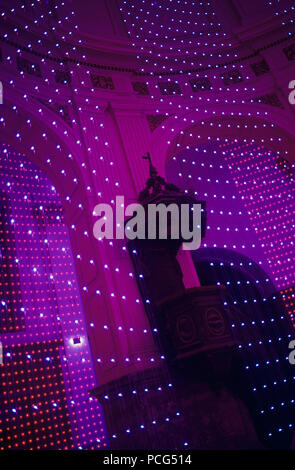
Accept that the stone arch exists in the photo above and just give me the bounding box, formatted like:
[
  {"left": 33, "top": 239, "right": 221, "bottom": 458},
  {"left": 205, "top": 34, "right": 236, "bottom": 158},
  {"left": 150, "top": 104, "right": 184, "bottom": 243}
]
[
  {"left": 0, "top": 97, "right": 113, "bottom": 381},
  {"left": 0, "top": 141, "right": 105, "bottom": 447}
]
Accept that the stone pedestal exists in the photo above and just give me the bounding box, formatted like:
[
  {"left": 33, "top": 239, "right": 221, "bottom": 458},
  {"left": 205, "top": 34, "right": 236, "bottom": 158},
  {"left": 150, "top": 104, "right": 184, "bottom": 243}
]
[
  {"left": 91, "top": 159, "right": 261, "bottom": 449},
  {"left": 156, "top": 286, "right": 235, "bottom": 366},
  {"left": 90, "top": 284, "right": 262, "bottom": 449}
]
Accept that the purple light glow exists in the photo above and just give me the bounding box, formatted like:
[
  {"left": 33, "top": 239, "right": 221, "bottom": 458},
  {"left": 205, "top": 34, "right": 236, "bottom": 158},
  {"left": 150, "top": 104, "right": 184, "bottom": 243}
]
[{"left": 0, "top": 143, "right": 106, "bottom": 449}]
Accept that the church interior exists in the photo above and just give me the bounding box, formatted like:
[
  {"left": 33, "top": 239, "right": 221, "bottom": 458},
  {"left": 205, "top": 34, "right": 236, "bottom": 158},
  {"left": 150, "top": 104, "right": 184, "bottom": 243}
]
[{"left": 0, "top": 0, "right": 295, "bottom": 451}]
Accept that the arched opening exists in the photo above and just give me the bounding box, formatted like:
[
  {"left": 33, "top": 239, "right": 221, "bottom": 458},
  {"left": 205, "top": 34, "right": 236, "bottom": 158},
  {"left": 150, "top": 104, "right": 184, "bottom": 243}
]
[{"left": 193, "top": 248, "right": 294, "bottom": 448}]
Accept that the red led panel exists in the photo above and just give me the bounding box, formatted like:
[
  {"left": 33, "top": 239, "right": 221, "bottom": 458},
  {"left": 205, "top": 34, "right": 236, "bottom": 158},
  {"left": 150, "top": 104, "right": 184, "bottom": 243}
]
[{"left": 0, "top": 340, "right": 74, "bottom": 450}]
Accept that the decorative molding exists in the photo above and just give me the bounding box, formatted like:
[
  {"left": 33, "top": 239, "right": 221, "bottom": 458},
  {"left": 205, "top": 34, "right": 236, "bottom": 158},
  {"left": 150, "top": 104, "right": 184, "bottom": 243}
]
[
  {"left": 146, "top": 114, "right": 170, "bottom": 131},
  {"left": 39, "top": 99, "right": 73, "bottom": 126},
  {"left": 250, "top": 59, "right": 270, "bottom": 77},
  {"left": 283, "top": 43, "right": 295, "bottom": 61}
]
